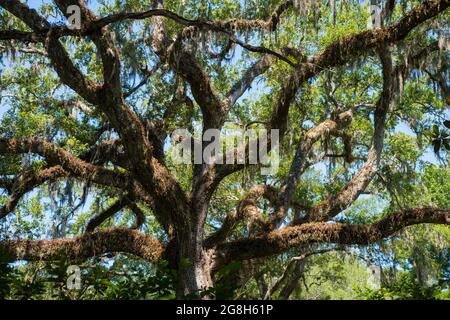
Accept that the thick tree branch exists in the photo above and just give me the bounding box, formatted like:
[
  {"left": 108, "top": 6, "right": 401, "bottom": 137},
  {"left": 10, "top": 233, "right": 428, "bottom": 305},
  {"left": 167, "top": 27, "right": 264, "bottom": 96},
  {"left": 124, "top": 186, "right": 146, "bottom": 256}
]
[
  {"left": 269, "top": 107, "right": 358, "bottom": 227},
  {"left": 270, "top": 0, "right": 449, "bottom": 137},
  {"left": 0, "top": 228, "right": 164, "bottom": 263},
  {"left": 0, "top": 138, "right": 152, "bottom": 205},
  {"left": 225, "top": 55, "right": 274, "bottom": 109},
  {"left": 298, "top": 43, "right": 440, "bottom": 224},
  {"left": 85, "top": 198, "right": 129, "bottom": 232},
  {"left": 205, "top": 184, "right": 277, "bottom": 247},
  {"left": 0, "top": 0, "right": 101, "bottom": 105},
  {"left": 94, "top": 0, "right": 294, "bottom": 33},
  {"left": 85, "top": 197, "right": 146, "bottom": 232},
  {"left": 0, "top": 166, "right": 68, "bottom": 219},
  {"left": 0, "top": 1, "right": 294, "bottom": 38},
  {"left": 264, "top": 247, "right": 344, "bottom": 300},
  {"left": 215, "top": 207, "right": 449, "bottom": 265}
]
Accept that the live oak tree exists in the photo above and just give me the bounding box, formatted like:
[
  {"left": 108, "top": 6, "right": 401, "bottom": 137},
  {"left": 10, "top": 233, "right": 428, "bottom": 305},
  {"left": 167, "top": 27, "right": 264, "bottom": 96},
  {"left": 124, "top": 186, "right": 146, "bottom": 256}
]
[{"left": 0, "top": 0, "right": 449, "bottom": 299}]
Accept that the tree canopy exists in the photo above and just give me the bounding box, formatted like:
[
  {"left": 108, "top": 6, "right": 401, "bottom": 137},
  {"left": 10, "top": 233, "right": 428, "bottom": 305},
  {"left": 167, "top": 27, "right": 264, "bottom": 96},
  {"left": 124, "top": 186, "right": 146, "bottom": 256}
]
[{"left": 0, "top": 0, "right": 449, "bottom": 300}]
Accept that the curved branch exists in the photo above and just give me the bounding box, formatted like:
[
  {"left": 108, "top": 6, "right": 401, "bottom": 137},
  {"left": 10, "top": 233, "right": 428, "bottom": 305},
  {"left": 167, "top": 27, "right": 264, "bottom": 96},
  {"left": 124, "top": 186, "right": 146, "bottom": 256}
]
[
  {"left": 225, "top": 55, "right": 275, "bottom": 109},
  {"left": 0, "top": 0, "right": 101, "bottom": 105},
  {"left": 0, "top": 138, "right": 153, "bottom": 206},
  {"left": 205, "top": 184, "right": 279, "bottom": 247},
  {"left": 0, "top": 228, "right": 164, "bottom": 263},
  {"left": 299, "top": 42, "right": 441, "bottom": 224},
  {"left": 53, "top": 0, "right": 123, "bottom": 100},
  {"left": 215, "top": 207, "right": 450, "bottom": 265},
  {"left": 270, "top": 0, "right": 449, "bottom": 137},
  {"left": 269, "top": 107, "right": 357, "bottom": 227},
  {"left": 85, "top": 198, "right": 129, "bottom": 232},
  {"left": 85, "top": 198, "right": 146, "bottom": 232},
  {"left": 94, "top": 1, "right": 294, "bottom": 33},
  {"left": 0, "top": 166, "right": 68, "bottom": 219},
  {"left": 213, "top": 0, "right": 449, "bottom": 185},
  {"left": 264, "top": 247, "right": 344, "bottom": 300},
  {"left": 0, "top": 0, "right": 293, "bottom": 38}
]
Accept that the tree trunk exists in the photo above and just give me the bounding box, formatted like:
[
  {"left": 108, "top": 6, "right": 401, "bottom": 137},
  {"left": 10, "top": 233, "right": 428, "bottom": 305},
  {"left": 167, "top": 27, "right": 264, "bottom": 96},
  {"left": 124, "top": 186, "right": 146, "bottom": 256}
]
[
  {"left": 177, "top": 235, "right": 213, "bottom": 299},
  {"left": 279, "top": 258, "right": 306, "bottom": 299},
  {"left": 176, "top": 200, "right": 213, "bottom": 299}
]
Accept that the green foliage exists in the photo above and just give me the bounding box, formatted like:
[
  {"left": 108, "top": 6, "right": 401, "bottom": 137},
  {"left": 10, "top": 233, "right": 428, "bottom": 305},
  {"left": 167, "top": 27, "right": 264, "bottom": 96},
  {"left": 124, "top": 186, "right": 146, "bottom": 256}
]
[
  {"left": 0, "top": 258, "right": 179, "bottom": 300},
  {"left": 423, "top": 121, "right": 450, "bottom": 155},
  {"left": 358, "top": 273, "right": 450, "bottom": 300}
]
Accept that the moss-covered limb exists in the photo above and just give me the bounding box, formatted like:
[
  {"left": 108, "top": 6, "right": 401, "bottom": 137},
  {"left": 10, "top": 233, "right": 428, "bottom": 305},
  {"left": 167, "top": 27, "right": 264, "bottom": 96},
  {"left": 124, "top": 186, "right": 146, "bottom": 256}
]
[
  {"left": 0, "top": 228, "right": 165, "bottom": 263},
  {"left": 0, "top": 138, "right": 122, "bottom": 188},
  {"left": 225, "top": 55, "right": 275, "bottom": 109},
  {"left": 204, "top": 184, "right": 282, "bottom": 248},
  {"left": 215, "top": 208, "right": 450, "bottom": 266},
  {"left": 92, "top": 0, "right": 294, "bottom": 33},
  {"left": 0, "top": 166, "right": 68, "bottom": 220},
  {"left": 271, "top": 0, "right": 449, "bottom": 137},
  {"left": 215, "top": 0, "right": 450, "bottom": 184},
  {"left": 269, "top": 108, "right": 357, "bottom": 228},
  {"left": 0, "top": 0, "right": 101, "bottom": 105},
  {"left": 0, "top": 138, "right": 153, "bottom": 208},
  {"left": 0, "top": 0, "right": 293, "bottom": 37},
  {"left": 300, "top": 43, "right": 442, "bottom": 224}
]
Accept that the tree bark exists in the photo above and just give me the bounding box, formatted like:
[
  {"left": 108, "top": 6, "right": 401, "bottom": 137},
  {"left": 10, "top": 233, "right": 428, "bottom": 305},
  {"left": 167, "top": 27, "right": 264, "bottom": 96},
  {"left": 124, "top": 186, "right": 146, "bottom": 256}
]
[{"left": 176, "top": 226, "right": 214, "bottom": 299}]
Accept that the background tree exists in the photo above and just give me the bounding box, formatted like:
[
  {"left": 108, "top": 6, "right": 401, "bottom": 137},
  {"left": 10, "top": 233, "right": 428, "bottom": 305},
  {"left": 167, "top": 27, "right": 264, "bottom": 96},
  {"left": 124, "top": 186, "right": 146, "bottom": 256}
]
[{"left": 0, "top": 0, "right": 449, "bottom": 299}]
